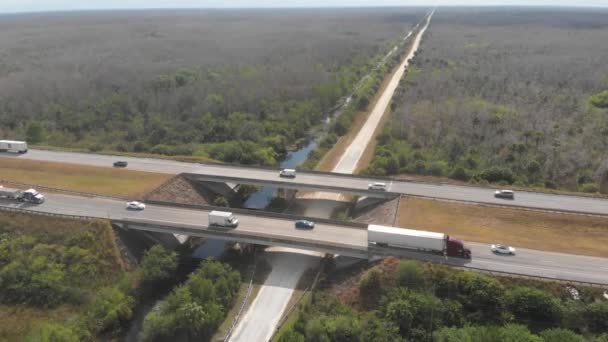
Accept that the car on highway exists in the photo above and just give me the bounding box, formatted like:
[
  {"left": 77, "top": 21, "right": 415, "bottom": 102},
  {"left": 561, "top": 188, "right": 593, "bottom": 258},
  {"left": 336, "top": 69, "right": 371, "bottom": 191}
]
[
  {"left": 126, "top": 201, "right": 146, "bottom": 210},
  {"left": 368, "top": 182, "right": 387, "bottom": 191},
  {"left": 491, "top": 244, "right": 516, "bottom": 255},
  {"left": 114, "top": 161, "right": 128, "bottom": 168},
  {"left": 494, "top": 189, "right": 514, "bottom": 199},
  {"left": 295, "top": 219, "right": 315, "bottom": 229},
  {"left": 279, "top": 168, "right": 296, "bottom": 178}
]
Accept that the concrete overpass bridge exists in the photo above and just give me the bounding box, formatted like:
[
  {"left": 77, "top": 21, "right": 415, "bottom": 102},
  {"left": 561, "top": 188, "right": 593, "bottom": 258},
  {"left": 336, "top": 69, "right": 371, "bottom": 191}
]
[
  {"left": 1, "top": 192, "right": 608, "bottom": 285},
  {"left": 7, "top": 149, "right": 608, "bottom": 216}
]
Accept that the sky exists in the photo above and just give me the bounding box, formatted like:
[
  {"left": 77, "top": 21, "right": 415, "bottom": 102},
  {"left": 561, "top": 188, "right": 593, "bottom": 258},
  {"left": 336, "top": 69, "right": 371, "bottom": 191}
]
[{"left": 1, "top": 0, "right": 607, "bottom": 13}]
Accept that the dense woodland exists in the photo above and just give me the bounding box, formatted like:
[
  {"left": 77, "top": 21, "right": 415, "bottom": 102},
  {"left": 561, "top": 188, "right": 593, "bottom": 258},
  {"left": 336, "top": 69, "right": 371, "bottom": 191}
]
[
  {"left": 0, "top": 9, "right": 425, "bottom": 164},
  {"left": 277, "top": 259, "right": 608, "bottom": 342},
  {"left": 0, "top": 212, "right": 243, "bottom": 341},
  {"left": 366, "top": 9, "right": 608, "bottom": 191}
]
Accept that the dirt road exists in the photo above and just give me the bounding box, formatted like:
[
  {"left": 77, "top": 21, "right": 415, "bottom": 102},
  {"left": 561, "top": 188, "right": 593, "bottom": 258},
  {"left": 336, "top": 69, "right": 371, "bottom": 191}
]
[{"left": 229, "top": 11, "right": 434, "bottom": 342}]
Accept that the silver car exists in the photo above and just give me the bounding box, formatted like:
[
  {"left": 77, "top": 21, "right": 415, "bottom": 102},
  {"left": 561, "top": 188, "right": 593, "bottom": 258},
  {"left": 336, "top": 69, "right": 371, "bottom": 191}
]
[
  {"left": 126, "top": 201, "right": 146, "bottom": 210},
  {"left": 491, "top": 244, "right": 516, "bottom": 255}
]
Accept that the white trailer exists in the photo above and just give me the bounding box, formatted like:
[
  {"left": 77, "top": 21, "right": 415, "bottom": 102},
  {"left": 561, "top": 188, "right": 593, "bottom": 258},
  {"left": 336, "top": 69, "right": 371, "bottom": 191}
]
[
  {"left": 0, "top": 186, "right": 45, "bottom": 204},
  {"left": 369, "top": 225, "right": 445, "bottom": 251},
  {"left": 0, "top": 140, "right": 28, "bottom": 153},
  {"left": 368, "top": 224, "right": 471, "bottom": 258},
  {"left": 209, "top": 211, "right": 239, "bottom": 228}
]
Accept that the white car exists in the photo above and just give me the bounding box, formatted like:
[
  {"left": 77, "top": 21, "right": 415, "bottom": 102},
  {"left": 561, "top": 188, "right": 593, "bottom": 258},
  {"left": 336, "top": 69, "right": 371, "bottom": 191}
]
[
  {"left": 491, "top": 244, "right": 516, "bottom": 255},
  {"left": 126, "top": 201, "right": 146, "bottom": 210},
  {"left": 368, "top": 182, "right": 387, "bottom": 191}
]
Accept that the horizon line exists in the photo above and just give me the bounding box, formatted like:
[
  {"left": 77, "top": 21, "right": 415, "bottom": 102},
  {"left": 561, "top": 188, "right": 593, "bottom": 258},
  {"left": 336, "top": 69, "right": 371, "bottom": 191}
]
[{"left": 1, "top": 4, "right": 607, "bottom": 15}]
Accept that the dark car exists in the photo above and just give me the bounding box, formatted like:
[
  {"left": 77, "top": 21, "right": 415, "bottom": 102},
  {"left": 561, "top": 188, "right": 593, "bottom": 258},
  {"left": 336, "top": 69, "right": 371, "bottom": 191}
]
[
  {"left": 295, "top": 220, "right": 315, "bottom": 229},
  {"left": 113, "top": 161, "right": 128, "bottom": 168},
  {"left": 494, "top": 190, "right": 514, "bottom": 199}
]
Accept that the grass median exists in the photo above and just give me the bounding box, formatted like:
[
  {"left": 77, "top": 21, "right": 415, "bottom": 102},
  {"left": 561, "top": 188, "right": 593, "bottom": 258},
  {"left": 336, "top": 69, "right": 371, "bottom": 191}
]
[
  {"left": 398, "top": 196, "right": 608, "bottom": 258},
  {"left": 0, "top": 158, "right": 170, "bottom": 198}
]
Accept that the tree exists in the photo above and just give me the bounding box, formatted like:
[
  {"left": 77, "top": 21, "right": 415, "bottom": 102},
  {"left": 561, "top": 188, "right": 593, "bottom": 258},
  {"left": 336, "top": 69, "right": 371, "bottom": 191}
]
[
  {"left": 213, "top": 196, "right": 229, "bottom": 207},
  {"left": 26, "top": 121, "right": 45, "bottom": 144},
  {"left": 505, "top": 287, "right": 562, "bottom": 329},
  {"left": 88, "top": 286, "right": 135, "bottom": 334},
  {"left": 138, "top": 245, "right": 178, "bottom": 286},
  {"left": 396, "top": 260, "right": 425, "bottom": 289},
  {"left": 540, "top": 328, "right": 586, "bottom": 342},
  {"left": 590, "top": 90, "right": 608, "bottom": 108},
  {"left": 584, "top": 302, "right": 608, "bottom": 334},
  {"left": 361, "top": 317, "right": 403, "bottom": 342},
  {"left": 278, "top": 330, "right": 305, "bottom": 342},
  {"left": 359, "top": 269, "right": 383, "bottom": 309},
  {"left": 25, "top": 322, "right": 79, "bottom": 342}
]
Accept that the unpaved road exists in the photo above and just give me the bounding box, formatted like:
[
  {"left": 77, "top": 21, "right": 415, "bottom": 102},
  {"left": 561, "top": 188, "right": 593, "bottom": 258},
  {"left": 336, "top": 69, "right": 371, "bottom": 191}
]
[
  {"left": 333, "top": 10, "right": 434, "bottom": 174},
  {"left": 229, "top": 247, "right": 320, "bottom": 342},
  {"left": 229, "top": 12, "right": 435, "bottom": 342}
]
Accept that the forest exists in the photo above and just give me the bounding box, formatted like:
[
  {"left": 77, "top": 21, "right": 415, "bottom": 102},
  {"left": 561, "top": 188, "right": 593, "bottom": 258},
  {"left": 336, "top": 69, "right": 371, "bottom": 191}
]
[
  {"left": 365, "top": 9, "right": 608, "bottom": 191},
  {"left": 0, "top": 8, "right": 425, "bottom": 164},
  {"left": 276, "top": 258, "right": 608, "bottom": 342},
  {"left": 0, "top": 211, "right": 242, "bottom": 341}
]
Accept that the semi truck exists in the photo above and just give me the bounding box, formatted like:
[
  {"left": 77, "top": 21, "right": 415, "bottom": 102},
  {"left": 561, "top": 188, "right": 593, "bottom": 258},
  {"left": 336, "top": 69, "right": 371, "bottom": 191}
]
[
  {"left": 368, "top": 224, "right": 471, "bottom": 259},
  {"left": 209, "top": 211, "right": 239, "bottom": 228},
  {"left": 0, "top": 186, "right": 45, "bottom": 204},
  {"left": 0, "top": 140, "right": 28, "bottom": 153}
]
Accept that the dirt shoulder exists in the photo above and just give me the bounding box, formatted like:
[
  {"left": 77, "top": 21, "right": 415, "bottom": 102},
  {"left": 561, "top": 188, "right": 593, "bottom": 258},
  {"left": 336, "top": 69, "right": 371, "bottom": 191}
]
[{"left": 398, "top": 196, "right": 608, "bottom": 258}]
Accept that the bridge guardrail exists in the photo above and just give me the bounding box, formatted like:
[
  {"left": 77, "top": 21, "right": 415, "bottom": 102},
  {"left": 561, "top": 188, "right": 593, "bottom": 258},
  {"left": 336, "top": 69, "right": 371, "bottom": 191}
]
[
  {"left": 0, "top": 179, "right": 130, "bottom": 201},
  {"left": 0, "top": 205, "right": 95, "bottom": 221},
  {"left": 452, "top": 265, "right": 608, "bottom": 289}
]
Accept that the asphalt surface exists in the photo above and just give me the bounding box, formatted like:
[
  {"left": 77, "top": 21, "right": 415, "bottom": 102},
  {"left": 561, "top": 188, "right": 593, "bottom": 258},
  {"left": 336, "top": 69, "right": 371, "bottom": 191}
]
[
  {"left": 8, "top": 148, "right": 608, "bottom": 215},
  {"left": 1, "top": 193, "right": 607, "bottom": 285},
  {"left": 0, "top": 193, "right": 368, "bottom": 251}
]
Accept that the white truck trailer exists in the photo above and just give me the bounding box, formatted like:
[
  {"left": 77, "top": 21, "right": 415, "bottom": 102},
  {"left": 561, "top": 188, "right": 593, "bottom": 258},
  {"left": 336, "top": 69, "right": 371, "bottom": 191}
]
[
  {"left": 209, "top": 211, "right": 239, "bottom": 228},
  {"left": 0, "top": 140, "right": 28, "bottom": 153},
  {"left": 0, "top": 186, "right": 45, "bottom": 204},
  {"left": 368, "top": 224, "right": 471, "bottom": 259}
]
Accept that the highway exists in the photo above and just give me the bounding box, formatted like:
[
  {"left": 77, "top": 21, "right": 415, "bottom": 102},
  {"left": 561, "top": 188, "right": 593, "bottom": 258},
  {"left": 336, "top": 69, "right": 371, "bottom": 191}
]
[
  {"left": 1, "top": 193, "right": 607, "bottom": 285},
  {"left": 0, "top": 193, "right": 368, "bottom": 255},
  {"left": 6, "top": 149, "right": 608, "bottom": 215}
]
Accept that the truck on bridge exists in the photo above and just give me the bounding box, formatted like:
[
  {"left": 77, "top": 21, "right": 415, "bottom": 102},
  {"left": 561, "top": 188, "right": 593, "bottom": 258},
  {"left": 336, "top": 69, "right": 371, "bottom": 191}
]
[
  {"left": 0, "top": 186, "right": 45, "bottom": 204},
  {"left": 0, "top": 140, "right": 28, "bottom": 153},
  {"left": 368, "top": 224, "right": 471, "bottom": 259}
]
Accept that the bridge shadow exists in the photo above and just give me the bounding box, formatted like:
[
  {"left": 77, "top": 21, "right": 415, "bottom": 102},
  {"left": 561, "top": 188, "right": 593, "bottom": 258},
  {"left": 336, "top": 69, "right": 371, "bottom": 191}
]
[{"left": 249, "top": 248, "right": 323, "bottom": 290}]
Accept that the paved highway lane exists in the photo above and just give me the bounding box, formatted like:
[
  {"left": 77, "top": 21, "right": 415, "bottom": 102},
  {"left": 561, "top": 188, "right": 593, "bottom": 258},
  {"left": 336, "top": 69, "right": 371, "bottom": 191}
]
[
  {"left": 0, "top": 193, "right": 369, "bottom": 252},
  {"left": 466, "top": 242, "right": 608, "bottom": 284},
  {"left": 6, "top": 149, "right": 608, "bottom": 215},
  {"left": 1, "top": 193, "right": 607, "bottom": 284}
]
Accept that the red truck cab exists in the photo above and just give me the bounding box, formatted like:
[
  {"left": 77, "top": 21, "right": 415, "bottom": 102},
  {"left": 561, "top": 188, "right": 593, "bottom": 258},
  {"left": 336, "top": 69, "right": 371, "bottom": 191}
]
[{"left": 446, "top": 236, "right": 471, "bottom": 259}]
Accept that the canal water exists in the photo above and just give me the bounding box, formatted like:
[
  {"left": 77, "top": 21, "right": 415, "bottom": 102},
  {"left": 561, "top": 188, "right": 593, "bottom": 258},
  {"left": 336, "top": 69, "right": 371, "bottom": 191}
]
[
  {"left": 124, "top": 239, "right": 228, "bottom": 341},
  {"left": 243, "top": 139, "right": 318, "bottom": 209}
]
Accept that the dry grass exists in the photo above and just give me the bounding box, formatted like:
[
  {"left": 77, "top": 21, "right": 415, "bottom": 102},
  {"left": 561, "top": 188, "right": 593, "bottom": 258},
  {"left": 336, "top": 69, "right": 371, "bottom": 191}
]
[
  {"left": 0, "top": 158, "right": 170, "bottom": 198},
  {"left": 0, "top": 305, "right": 77, "bottom": 342},
  {"left": 398, "top": 197, "right": 608, "bottom": 257}
]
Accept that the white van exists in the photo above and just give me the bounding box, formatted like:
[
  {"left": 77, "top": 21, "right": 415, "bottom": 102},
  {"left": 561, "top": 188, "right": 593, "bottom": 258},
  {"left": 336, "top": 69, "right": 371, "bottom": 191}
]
[
  {"left": 0, "top": 140, "right": 28, "bottom": 153},
  {"left": 279, "top": 168, "right": 296, "bottom": 178},
  {"left": 368, "top": 182, "right": 387, "bottom": 191},
  {"left": 209, "top": 211, "right": 239, "bottom": 228}
]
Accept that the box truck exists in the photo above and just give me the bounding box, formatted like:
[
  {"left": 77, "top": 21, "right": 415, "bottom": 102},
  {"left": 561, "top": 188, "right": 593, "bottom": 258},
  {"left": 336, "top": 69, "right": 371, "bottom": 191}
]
[
  {"left": 0, "top": 186, "right": 45, "bottom": 204},
  {"left": 368, "top": 224, "right": 471, "bottom": 259},
  {"left": 0, "top": 140, "right": 28, "bottom": 153},
  {"left": 209, "top": 211, "right": 239, "bottom": 228}
]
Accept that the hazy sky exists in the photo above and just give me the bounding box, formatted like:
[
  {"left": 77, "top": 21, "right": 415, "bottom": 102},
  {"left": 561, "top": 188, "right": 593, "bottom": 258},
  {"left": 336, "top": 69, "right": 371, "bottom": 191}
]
[{"left": 1, "top": 0, "right": 607, "bottom": 13}]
